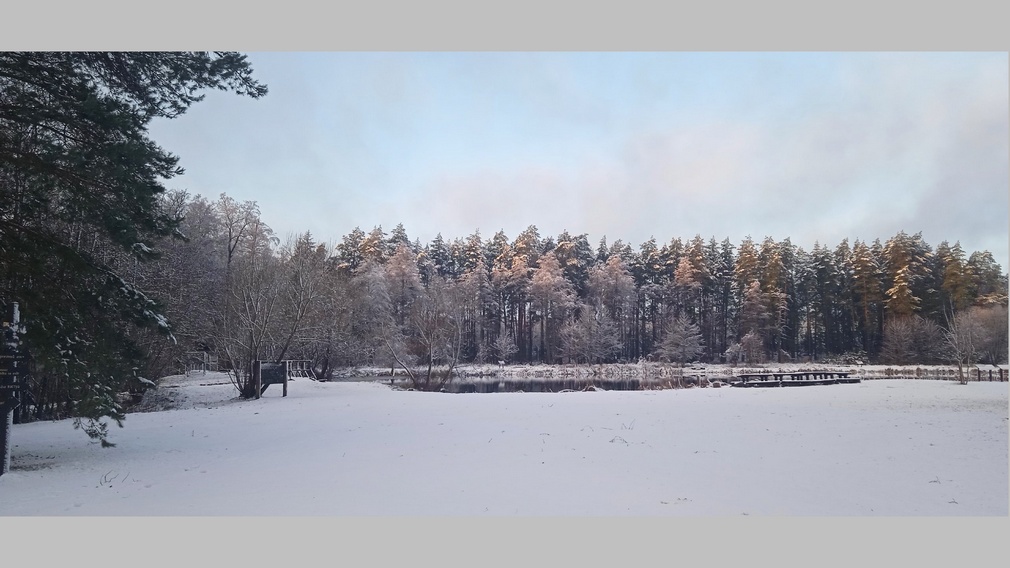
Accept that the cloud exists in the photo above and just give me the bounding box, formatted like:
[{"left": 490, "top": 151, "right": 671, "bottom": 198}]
[
  {"left": 150, "top": 53, "right": 1007, "bottom": 270},
  {"left": 399, "top": 53, "right": 1007, "bottom": 269}
]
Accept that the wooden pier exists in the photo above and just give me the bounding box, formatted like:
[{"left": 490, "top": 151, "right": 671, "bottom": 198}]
[{"left": 730, "top": 370, "right": 860, "bottom": 388}]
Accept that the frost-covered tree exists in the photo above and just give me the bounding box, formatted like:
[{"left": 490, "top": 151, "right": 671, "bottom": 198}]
[
  {"left": 215, "top": 194, "right": 260, "bottom": 268},
  {"left": 673, "top": 256, "right": 702, "bottom": 323},
  {"left": 883, "top": 231, "right": 930, "bottom": 318},
  {"left": 426, "top": 233, "right": 454, "bottom": 279},
  {"left": 656, "top": 315, "right": 704, "bottom": 366},
  {"left": 586, "top": 254, "right": 635, "bottom": 359},
  {"left": 485, "top": 230, "right": 510, "bottom": 276},
  {"left": 387, "top": 275, "right": 465, "bottom": 391},
  {"left": 456, "top": 257, "right": 494, "bottom": 362},
  {"left": 943, "top": 308, "right": 985, "bottom": 384},
  {"left": 558, "top": 303, "right": 622, "bottom": 364},
  {"left": 512, "top": 225, "right": 542, "bottom": 269},
  {"left": 384, "top": 242, "right": 422, "bottom": 327},
  {"left": 529, "top": 252, "right": 576, "bottom": 363},
  {"left": 219, "top": 215, "right": 282, "bottom": 398},
  {"left": 386, "top": 223, "right": 410, "bottom": 256},
  {"left": 850, "top": 239, "right": 884, "bottom": 356},
  {"left": 360, "top": 226, "right": 387, "bottom": 265},
  {"left": 709, "top": 238, "right": 736, "bottom": 360},
  {"left": 880, "top": 315, "right": 942, "bottom": 365},
  {"left": 974, "top": 305, "right": 1009, "bottom": 365},
  {"left": 552, "top": 230, "right": 594, "bottom": 296},
  {"left": 740, "top": 331, "right": 764, "bottom": 364},
  {"left": 966, "top": 251, "right": 1007, "bottom": 306},
  {"left": 734, "top": 236, "right": 760, "bottom": 298},
  {"left": 273, "top": 232, "right": 329, "bottom": 363},
  {"left": 334, "top": 227, "right": 366, "bottom": 274},
  {"left": 492, "top": 333, "right": 518, "bottom": 364},
  {"left": 457, "top": 230, "right": 484, "bottom": 275},
  {"left": 738, "top": 280, "right": 769, "bottom": 344},
  {"left": 886, "top": 265, "right": 919, "bottom": 318},
  {"left": 349, "top": 259, "right": 395, "bottom": 367},
  {"left": 306, "top": 266, "right": 355, "bottom": 380},
  {"left": 490, "top": 251, "right": 528, "bottom": 357},
  {"left": 939, "top": 241, "right": 971, "bottom": 313}
]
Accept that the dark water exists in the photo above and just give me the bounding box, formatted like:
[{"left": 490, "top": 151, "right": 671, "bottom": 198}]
[{"left": 372, "top": 373, "right": 708, "bottom": 393}]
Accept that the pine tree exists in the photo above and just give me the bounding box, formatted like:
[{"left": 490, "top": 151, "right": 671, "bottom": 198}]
[
  {"left": 886, "top": 265, "right": 919, "bottom": 317},
  {"left": 485, "top": 230, "right": 510, "bottom": 276},
  {"left": 596, "top": 236, "right": 609, "bottom": 265},
  {"left": 966, "top": 250, "right": 1007, "bottom": 306},
  {"left": 426, "top": 233, "right": 453, "bottom": 279},
  {"left": 459, "top": 230, "right": 484, "bottom": 275},
  {"left": 808, "top": 242, "right": 836, "bottom": 356},
  {"left": 552, "top": 230, "right": 594, "bottom": 296},
  {"left": 457, "top": 257, "right": 494, "bottom": 361},
  {"left": 360, "top": 226, "right": 387, "bottom": 265},
  {"left": 792, "top": 246, "right": 817, "bottom": 359},
  {"left": 940, "top": 242, "right": 971, "bottom": 312},
  {"left": 587, "top": 254, "right": 636, "bottom": 360},
  {"left": 882, "top": 231, "right": 929, "bottom": 319},
  {"left": 656, "top": 315, "right": 705, "bottom": 366},
  {"left": 334, "top": 227, "right": 366, "bottom": 273},
  {"left": 833, "top": 239, "right": 857, "bottom": 354},
  {"left": 386, "top": 223, "right": 410, "bottom": 255},
  {"left": 734, "top": 236, "right": 760, "bottom": 294},
  {"left": 0, "top": 52, "right": 266, "bottom": 442},
  {"left": 529, "top": 252, "right": 576, "bottom": 363},
  {"left": 384, "top": 242, "right": 422, "bottom": 327},
  {"left": 758, "top": 237, "right": 789, "bottom": 360},
  {"left": 512, "top": 225, "right": 542, "bottom": 269},
  {"left": 710, "top": 238, "right": 736, "bottom": 360},
  {"left": 659, "top": 237, "right": 685, "bottom": 282},
  {"left": 850, "top": 239, "right": 884, "bottom": 356}
]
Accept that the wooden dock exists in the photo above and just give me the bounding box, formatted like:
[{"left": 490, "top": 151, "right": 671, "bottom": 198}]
[{"left": 730, "top": 371, "right": 860, "bottom": 388}]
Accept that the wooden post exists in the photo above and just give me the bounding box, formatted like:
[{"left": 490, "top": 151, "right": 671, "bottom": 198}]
[
  {"left": 1, "top": 400, "right": 12, "bottom": 477},
  {"left": 1, "top": 303, "right": 22, "bottom": 477},
  {"left": 253, "top": 360, "right": 262, "bottom": 400},
  {"left": 283, "top": 361, "right": 288, "bottom": 397}
]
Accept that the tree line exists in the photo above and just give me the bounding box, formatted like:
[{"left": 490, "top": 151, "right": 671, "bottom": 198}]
[{"left": 133, "top": 193, "right": 1008, "bottom": 395}]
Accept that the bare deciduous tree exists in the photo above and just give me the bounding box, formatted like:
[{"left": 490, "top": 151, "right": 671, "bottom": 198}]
[
  {"left": 943, "top": 308, "right": 985, "bottom": 384},
  {"left": 975, "top": 305, "right": 1009, "bottom": 365},
  {"left": 387, "top": 275, "right": 465, "bottom": 391},
  {"left": 881, "top": 315, "right": 943, "bottom": 365}
]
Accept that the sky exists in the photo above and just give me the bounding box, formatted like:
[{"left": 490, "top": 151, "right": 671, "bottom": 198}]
[
  {"left": 147, "top": 52, "right": 1009, "bottom": 270},
  {"left": 0, "top": 371, "right": 1006, "bottom": 561}
]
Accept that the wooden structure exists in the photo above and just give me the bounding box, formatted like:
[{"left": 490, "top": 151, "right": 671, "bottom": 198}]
[
  {"left": 183, "top": 351, "right": 218, "bottom": 374},
  {"left": 253, "top": 361, "right": 288, "bottom": 398},
  {"left": 251, "top": 359, "right": 315, "bottom": 398},
  {"left": 285, "top": 360, "right": 313, "bottom": 378},
  {"left": 730, "top": 370, "right": 859, "bottom": 388},
  {"left": 1, "top": 303, "right": 25, "bottom": 477},
  {"left": 973, "top": 364, "right": 1008, "bottom": 382}
]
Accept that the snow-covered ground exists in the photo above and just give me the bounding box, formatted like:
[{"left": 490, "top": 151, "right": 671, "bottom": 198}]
[
  {"left": 2, "top": 370, "right": 1007, "bottom": 565},
  {"left": 1, "top": 371, "right": 1005, "bottom": 516}
]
